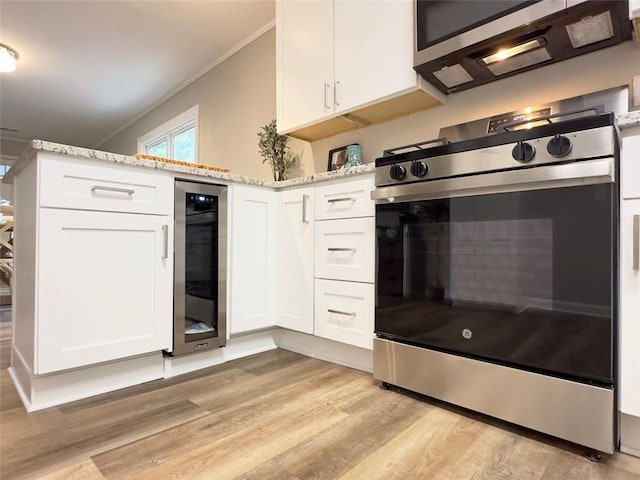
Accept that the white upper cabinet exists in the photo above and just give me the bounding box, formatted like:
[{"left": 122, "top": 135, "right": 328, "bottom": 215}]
[
  {"left": 276, "top": 0, "right": 334, "bottom": 133},
  {"left": 333, "top": 0, "right": 416, "bottom": 113},
  {"left": 276, "top": 0, "right": 444, "bottom": 141}
]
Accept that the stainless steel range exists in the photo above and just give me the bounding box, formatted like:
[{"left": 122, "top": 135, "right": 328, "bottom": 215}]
[{"left": 372, "top": 87, "right": 628, "bottom": 454}]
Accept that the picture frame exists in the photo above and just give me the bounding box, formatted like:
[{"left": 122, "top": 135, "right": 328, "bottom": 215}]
[{"left": 327, "top": 145, "right": 349, "bottom": 171}]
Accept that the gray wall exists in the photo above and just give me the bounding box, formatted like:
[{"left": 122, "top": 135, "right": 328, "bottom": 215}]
[
  {"left": 0, "top": 138, "right": 29, "bottom": 159},
  {"left": 101, "top": 28, "right": 278, "bottom": 180},
  {"left": 102, "top": 27, "right": 640, "bottom": 181}
]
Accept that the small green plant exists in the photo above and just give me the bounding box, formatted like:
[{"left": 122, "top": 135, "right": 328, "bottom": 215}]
[{"left": 258, "top": 119, "right": 297, "bottom": 181}]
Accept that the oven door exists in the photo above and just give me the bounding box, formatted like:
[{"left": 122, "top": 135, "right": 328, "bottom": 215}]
[{"left": 374, "top": 159, "right": 616, "bottom": 385}]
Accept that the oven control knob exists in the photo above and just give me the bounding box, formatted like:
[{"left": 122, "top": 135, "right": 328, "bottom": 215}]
[
  {"left": 410, "top": 160, "right": 428, "bottom": 177},
  {"left": 512, "top": 141, "right": 535, "bottom": 163},
  {"left": 547, "top": 134, "right": 572, "bottom": 157},
  {"left": 389, "top": 164, "right": 407, "bottom": 180}
]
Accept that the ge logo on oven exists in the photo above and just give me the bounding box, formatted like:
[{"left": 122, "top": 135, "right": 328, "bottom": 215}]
[{"left": 462, "top": 329, "right": 473, "bottom": 340}]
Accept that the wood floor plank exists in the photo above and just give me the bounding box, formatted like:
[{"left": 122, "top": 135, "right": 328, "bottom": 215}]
[
  {"left": 425, "top": 422, "right": 557, "bottom": 480},
  {"left": 233, "top": 385, "right": 432, "bottom": 480},
  {"left": 188, "top": 355, "right": 333, "bottom": 411},
  {"left": 540, "top": 450, "right": 640, "bottom": 480},
  {"left": 92, "top": 364, "right": 365, "bottom": 479},
  {"left": 1, "top": 399, "right": 208, "bottom": 480},
  {"left": 35, "top": 460, "right": 105, "bottom": 480},
  {"left": 0, "top": 323, "right": 11, "bottom": 370},
  {"left": 336, "top": 407, "right": 484, "bottom": 480},
  {"left": 0, "top": 369, "right": 24, "bottom": 412},
  {"left": 100, "top": 402, "right": 348, "bottom": 480}
]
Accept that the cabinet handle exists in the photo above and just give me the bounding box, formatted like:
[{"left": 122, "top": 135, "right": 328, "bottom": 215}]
[
  {"left": 324, "top": 82, "right": 331, "bottom": 109},
  {"left": 328, "top": 247, "right": 356, "bottom": 252},
  {"left": 328, "top": 309, "right": 355, "bottom": 317},
  {"left": 327, "top": 197, "right": 355, "bottom": 203},
  {"left": 634, "top": 214, "right": 639, "bottom": 271},
  {"left": 335, "top": 80, "right": 341, "bottom": 107},
  {"left": 302, "top": 194, "right": 309, "bottom": 224},
  {"left": 91, "top": 185, "right": 135, "bottom": 195},
  {"left": 162, "top": 224, "right": 169, "bottom": 260}
]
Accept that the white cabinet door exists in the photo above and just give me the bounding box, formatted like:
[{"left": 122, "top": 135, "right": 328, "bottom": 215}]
[
  {"left": 37, "top": 209, "right": 172, "bottom": 374},
  {"left": 277, "top": 188, "right": 315, "bottom": 334},
  {"left": 315, "top": 279, "right": 374, "bottom": 349},
  {"left": 230, "top": 185, "right": 277, "bottom": 334},
  {"left": 621, "top": 199, "right": 640, "bottom": 417},
  {"left": 334, "top": 0, "right": 416, "bottom": 112},
  {"left": 276, "top": 0, "right": 334, "bottom": 132}
]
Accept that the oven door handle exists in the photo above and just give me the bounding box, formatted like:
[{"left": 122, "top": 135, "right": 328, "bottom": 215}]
[{"left": 371, "top": 158, "right": 614, "bottom": 203}]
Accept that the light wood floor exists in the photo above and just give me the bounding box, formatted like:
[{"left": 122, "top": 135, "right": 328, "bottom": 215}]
[{"left": 1, "top": 323, "right": 640, "bottom": 480}]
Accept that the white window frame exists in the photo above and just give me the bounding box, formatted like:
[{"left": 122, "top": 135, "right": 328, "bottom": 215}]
[{"left": 137, "top": 105, "right": 199, "bottom": 163}]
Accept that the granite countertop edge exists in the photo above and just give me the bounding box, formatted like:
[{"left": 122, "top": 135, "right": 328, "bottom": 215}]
[
  {"left": 617, "top": 111, "right": 640, "bottom": 129},
  {"left": 4, "top": 140, "right": 375, "bottom": 187}
]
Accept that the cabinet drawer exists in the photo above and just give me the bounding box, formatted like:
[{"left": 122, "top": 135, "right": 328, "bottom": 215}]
[
  {"left": 39, "top": 154, "right": 173, "bottom": 215},
  {"left": 315, "top": 217, "right": 374, "bottom": 282},
  {"left": 314, "top": 279, "right": 374, "bottom": 349},
  {"left": 315, "top": 176, "right": 374, "bottom": 220}
]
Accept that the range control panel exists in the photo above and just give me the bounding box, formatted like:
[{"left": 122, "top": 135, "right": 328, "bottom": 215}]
[{"left": 487, "top": 107, "right": 552, "bottom": 133}]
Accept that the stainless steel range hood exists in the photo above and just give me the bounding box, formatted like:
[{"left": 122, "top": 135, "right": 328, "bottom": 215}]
[{"left": 414, "top": 0, "right": 633, "bottom": 94}]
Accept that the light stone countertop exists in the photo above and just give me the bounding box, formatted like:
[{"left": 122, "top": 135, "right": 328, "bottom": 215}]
[
  {"left": 618, "top": 111, "right": 640, "bottom": 129},
  {"left": 4, "top": 140, "right": 375, "bottom": 187}
]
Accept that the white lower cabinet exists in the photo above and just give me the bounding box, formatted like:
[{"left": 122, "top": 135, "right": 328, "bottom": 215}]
[
  {"left": 311, "top": 175, "right": 376, "bottom": 349},
  {"left": 277, "top": 187, "right": 314, "bottom": 334},
  {"left": 314, "top": 279, "right": 374, "bottom": 349},
  {"left": 229, "top": 185, "right": 277, "bottom": 334},
  {"left": 621, "top": 198, "right": 640, "bottom": 418},
  {"left": 36, "top": 209, "right": 173, "bottom": 373}
]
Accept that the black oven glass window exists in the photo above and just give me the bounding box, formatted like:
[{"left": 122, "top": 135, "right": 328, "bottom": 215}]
[
  {"left": 416, "top": 0, "right": 536, "bottom": 50},
  {"left": 375, "top": 184, "right": 614, "bottom": 384},
  {"left": 184, "top": 192, "right": 219, "bottom": 341}
]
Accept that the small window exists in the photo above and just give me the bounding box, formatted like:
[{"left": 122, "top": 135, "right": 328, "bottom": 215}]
[{"left": 137, "top": 105, "right": 198, "bottom": 163}]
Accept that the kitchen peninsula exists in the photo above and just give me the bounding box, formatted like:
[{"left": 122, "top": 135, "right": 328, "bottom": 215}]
[{"left": 5, "top": 140, "right": 375, "bottom": 412}]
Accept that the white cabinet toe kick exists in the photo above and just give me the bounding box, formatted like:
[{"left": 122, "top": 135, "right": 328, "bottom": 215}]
[{"left": 373, "top": 338, "right": 615, "bottom": 454}]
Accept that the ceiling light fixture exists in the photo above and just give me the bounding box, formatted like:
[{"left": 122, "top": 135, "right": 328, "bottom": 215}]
[{"left": 0, "top": 43, "right": 19, "bottom": 73}]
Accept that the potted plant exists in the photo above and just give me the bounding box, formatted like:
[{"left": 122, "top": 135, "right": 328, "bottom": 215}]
[{"left": 257, "top": 119, "right": 297, "bottom": 181}]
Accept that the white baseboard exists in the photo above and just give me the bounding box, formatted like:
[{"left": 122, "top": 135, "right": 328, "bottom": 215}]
[
  {"left": 273, "top": 328, "right": 373, "bottom": 373},
  {"left": 163, "top": 348, "right": 225, "bottom": 378},
  {"left": 9, "top": 347, "right": 164, "bottom": 412},
  {"left": 8, "top": 328, "right": 371, "bottom": 411},
  {"left": 225, "top": 329, "right": 277, "bottom": 361},
  {"left": 620, "top": 412, "right": 640, "bottom": 457},
  {"left": 163, "top": 329, "right": 278, "bottom": 378}
]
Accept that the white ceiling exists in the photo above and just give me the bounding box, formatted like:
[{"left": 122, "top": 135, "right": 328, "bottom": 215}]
[{"left": 0, "top": 0, "right": 275, "bottom": 149}]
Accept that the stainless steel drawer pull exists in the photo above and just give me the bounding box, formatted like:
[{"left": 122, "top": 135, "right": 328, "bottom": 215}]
[
  {"left": 634, "top": 214, "right": 639, "bottom": 271},
  {"left": 162, "top": 224, "right": 169, "bottom": 260},
  {"left": 327, "top": 197, "right": 355, "bottom": 203},
  {"left": 302, "top": 194, "right": 309, "bottom": 224},
  {"left": 91, "top": 185, "right": 135, "bottom": 195},
  {"left": 328, "top": 309, "right": 355, "bottom": 316},
  {"left": 324, "top": 82, "right": 331, "bottom": 109},
  {"left": 328, "top": 247, "right": 356, "bottom": 252}
]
